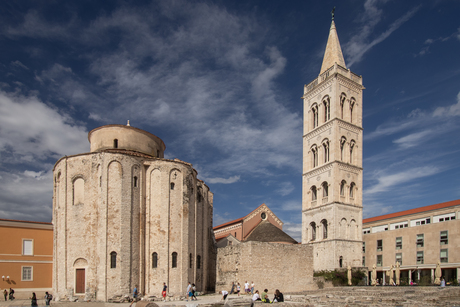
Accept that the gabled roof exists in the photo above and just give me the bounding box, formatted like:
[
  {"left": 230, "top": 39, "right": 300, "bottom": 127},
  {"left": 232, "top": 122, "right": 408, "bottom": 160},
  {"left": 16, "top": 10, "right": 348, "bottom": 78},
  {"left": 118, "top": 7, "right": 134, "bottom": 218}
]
[
  {"left": 213, "top": 203, "right": 271, "bottom": 230},
  {"left": 319, "top": 20, "right": 346, "bottom": 75},
  {"left": 245, "top": 220, "right": 297, "bottom": 244},
  {"left": 363, "top": 199, "right": 460, "bottom": 224}
]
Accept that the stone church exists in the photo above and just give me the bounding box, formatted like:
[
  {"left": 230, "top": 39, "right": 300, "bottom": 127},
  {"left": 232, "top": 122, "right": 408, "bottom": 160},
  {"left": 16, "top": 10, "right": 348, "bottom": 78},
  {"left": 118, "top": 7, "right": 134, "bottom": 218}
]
[{"left": 52, "top": 124, "right": 216, "bottom": 301}]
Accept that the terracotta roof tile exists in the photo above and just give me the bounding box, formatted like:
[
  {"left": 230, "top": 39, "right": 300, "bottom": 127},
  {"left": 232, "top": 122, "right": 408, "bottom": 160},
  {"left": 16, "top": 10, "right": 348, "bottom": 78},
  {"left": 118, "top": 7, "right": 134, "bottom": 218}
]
[{"left": 363, "top": 199, "right": 460, "bottom": 224}]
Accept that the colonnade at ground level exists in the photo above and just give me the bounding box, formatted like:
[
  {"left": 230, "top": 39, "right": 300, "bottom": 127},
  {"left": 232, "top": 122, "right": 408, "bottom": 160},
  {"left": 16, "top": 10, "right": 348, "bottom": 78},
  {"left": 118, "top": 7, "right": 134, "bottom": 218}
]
[{"left": 368, "top": 266, "right": 459, "bottom": 285}]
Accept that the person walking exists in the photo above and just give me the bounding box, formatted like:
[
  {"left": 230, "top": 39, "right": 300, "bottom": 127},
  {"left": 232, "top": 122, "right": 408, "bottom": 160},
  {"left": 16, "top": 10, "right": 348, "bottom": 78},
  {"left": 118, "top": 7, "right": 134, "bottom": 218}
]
[
  {"left": 3, "top": 289, "right": 7, "bottom": 301},
  {"left": 250, "top": 281, "right": 255, "bottom": 295},
  {"left": 45, "top": 292, "right": 53, "bottom": 305},
  {"left": 186, "top": 282, "right": 192, "bottom": 301},
  {"left": 191, "top": 283, "right": 197, "bottom": 300},
  {"left": 31, "top": 292, "right": 38, "bottom": 307},
  {"left": 162, "top": 283, "right": 167, "bottom": 301},
  {"left": 8, "top": 288, "right": 14, "bottom": 301},
  {"left": 133, "top": 285, "right": 138, "bottom": 301}
]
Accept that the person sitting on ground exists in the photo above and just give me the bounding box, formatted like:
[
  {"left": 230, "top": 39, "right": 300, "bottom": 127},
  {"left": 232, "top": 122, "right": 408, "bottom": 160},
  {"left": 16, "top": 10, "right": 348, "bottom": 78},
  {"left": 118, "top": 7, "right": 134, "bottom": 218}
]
[
  {"left": 252, "top": 290, "right": 260, "bottom": 301},
  {"left": 220, "top": 290, "right": 229, "bottom": 300},
  {"left": 261, "top": 289, "right": 268, "bottom": 302},
  {"left": 273, "top": 289, "right": 284, "bottom": 302},
  {"left": 441, "top": 277, "right": 446, "bottom": 287},
  {"left": 262, "top": 293, "right": 270, "bottom": 303}
]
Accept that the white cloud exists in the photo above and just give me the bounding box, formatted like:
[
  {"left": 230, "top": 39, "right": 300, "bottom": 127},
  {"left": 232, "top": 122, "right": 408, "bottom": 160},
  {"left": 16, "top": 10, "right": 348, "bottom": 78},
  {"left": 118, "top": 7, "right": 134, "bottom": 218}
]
[
  {"left": 392, "top": 130, "right": 432, "bottom": 149},
  {"left": 345, "top": 2, "right": 420, "bottom": 67},
  {"left": 433, "top": 91, "right": 460, "bottom": 117},
  {"left": 275, "top": 182, "right": 295, "bottom": 197},
  {"left": 365, "top": 166, "right": 440, "bottom": 195},
  {"left": 0, "top": 90, "right": 89, "bottom": 163},
  {"left": 205, "top": 176, "right": 240, "bottom": 184},
  {"left": 282, "top": 222, "right": 301, "bottom": 242}
]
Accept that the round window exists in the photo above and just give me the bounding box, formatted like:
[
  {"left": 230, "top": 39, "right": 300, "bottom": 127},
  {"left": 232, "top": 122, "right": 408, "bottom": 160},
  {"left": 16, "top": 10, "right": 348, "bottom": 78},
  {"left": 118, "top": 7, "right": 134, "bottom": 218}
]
[{"left": 261, "top": 212, "right": 267, "bottom": 220}]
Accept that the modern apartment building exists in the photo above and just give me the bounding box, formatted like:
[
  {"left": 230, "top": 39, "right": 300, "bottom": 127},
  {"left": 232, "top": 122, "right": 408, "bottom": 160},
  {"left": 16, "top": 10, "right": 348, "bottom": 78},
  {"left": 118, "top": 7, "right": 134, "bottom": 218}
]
[{"left": 362, "top": 199, "right": 460, "bottom": 284}]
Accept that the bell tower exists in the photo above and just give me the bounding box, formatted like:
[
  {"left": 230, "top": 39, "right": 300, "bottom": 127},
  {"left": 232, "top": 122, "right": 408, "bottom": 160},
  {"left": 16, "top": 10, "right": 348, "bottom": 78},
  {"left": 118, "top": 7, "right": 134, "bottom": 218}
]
[{"left": 301, "top": 16, "right": 364, "bottom": 270}]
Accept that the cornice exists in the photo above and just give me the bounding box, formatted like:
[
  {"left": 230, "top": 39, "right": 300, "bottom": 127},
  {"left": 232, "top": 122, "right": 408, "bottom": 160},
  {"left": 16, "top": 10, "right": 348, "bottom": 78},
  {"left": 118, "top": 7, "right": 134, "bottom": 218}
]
[
  {"left": 303, "top": 121, "right": 334, "bottom": 140},
  {"left": 214, "top": 224, "right": 242, "bottom": 235},
  {"left": 337, "top": 162, "right": 363, "bottom": 174},
  {"left": 302, "top": 163, "right": 334, "bottom": 178},
  {"left": 337, "top": 119, "right": 363, "bottom": 134},
  {"left": 303, "top": 78, "right": 334, "bottom": 100},
  {"left": 243, "top": 204, "right": 283, "bottom": 226},
  {"left": 337, "top": 74, "right": 365, "bottom": 92}
]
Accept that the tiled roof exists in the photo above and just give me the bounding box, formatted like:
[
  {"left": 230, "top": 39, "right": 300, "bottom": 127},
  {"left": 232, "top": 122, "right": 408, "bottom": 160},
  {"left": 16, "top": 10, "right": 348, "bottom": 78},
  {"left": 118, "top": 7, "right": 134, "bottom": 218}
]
[
  {"left": 0, "top": 218, "right": 52, "bottom": 225},
  {"left": 244, "top": 220, "right": 297, "bottom": 244},
  {"left": 363, "top": 199, "right": 460, "bottom": 224},
  {"left": 213, "top": 203, "right": 267, "bottom": 230}
]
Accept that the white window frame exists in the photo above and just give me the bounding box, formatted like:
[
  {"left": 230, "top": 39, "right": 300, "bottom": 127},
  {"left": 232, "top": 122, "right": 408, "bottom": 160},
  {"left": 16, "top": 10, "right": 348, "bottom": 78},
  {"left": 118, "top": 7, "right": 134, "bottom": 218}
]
[
  {"left": 22, "top": 239, "right": 34, "bottom": 256},
  {"left": 21, "top": 266, "right": 33, "bottom": 281}
]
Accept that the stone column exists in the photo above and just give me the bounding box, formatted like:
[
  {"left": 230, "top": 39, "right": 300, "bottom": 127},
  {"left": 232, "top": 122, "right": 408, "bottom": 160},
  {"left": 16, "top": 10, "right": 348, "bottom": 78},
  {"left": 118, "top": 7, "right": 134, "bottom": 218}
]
[{"left": 431, "top": 269, "right": 434, "bottom": 283}]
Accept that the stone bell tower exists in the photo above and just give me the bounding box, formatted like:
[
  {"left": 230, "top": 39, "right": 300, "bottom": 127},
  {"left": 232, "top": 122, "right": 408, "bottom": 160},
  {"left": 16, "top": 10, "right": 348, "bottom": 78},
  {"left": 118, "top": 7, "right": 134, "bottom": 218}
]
[{"left": 301, "top": 16, "right": 364, "bottom": 271}]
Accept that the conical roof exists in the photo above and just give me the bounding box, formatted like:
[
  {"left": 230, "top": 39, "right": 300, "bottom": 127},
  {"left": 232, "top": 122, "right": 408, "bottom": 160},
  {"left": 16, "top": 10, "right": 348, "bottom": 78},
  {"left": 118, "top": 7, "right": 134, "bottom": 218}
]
[
  {"left": 244, "top": 220, "right": 297, "bottom": 244},
  {"left": 319, "top": 20, "right": 346, "bottom": 75}
]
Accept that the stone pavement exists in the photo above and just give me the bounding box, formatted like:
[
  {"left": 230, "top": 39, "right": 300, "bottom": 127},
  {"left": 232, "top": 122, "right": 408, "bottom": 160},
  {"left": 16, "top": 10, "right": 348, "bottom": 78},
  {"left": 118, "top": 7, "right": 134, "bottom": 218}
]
[{"left": 1, "top": 288, "right": 460, "bottom": 307}]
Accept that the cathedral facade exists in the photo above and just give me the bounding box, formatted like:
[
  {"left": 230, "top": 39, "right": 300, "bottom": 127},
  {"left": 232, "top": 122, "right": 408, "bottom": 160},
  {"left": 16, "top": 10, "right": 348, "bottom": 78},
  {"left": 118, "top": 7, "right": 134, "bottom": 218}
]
[
  {"left": 301, "top": 19, "right": 364, "bottom": 270},
  {"left": 52, "top": 124, "right": 215, "bottom": 301}
]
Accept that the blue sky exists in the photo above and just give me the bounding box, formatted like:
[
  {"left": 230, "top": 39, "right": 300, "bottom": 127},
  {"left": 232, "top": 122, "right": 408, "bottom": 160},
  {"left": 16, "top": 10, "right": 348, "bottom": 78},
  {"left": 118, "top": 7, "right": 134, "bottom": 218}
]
[{"left": 0, "top": 1, "right": 459, "bottom": 240}]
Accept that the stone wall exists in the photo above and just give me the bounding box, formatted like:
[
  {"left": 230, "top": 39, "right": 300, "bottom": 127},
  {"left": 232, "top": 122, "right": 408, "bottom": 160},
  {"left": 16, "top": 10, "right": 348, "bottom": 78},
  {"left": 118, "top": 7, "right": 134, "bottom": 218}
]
[{"left": 216, "top": 242, "right": 314, "bottom": 293}]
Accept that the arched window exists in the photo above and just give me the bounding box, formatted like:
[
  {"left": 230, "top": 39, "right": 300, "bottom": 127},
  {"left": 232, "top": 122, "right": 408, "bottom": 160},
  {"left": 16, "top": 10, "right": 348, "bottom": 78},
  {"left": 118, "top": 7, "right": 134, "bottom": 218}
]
[
  {"left": 340, "top": 137, "right": 347, "bottom": 161},
  {"left": 321, "top": 219, "right": 328, "bottom": 239},
  {"left": 340, "top": 93, "right": 347, "bottom": 119},
  {"left": 350, "top": 140, "right": 355, "bottom": 164},
  {"left": 110, "top": 251, "right": 117, "bottom": 269},
  {"left": 197, "top": 255, "right": 201, "bottom": 269},
  {"left": 189, "top": 253, "right": 193, "bottom": 269},
  {"left": 350, "top": 98, "right": 355, "bottom": 123},
  {"left": 350, "top": 219, "right": 357, "bottom": 240},
  {"left": 311, "top": 145, "right": 318, "bottom": 167},
  {"left": 350, "top": 183, "right": 355, "bottom": 198},
  {"left": 322, "top": 96, "right": 330, "bottom": 122},
  {"left": 310, "top": 222, "right": 316, "bottom": 241},
  {"left": 339, "top": 256, "right": 343, "bottom": 268},
  {"left": 170, "top": 182, "right": 175, "bottom": 190},
  {"left": 312, "top": 104, "right": 319, "bottom": 128},
  {"left": 172, "top": 252, "right": 177, "bottom": 268},
  {"left": 322, "top": 182, "right": 328, "bottom": 197},
  {"left": 311, "top": 186, "right": 317, "bottom": 201},
  {"left": 340, "top": 218, "right": 347, "bottom": 238},
  {"left": 340, "top": 180, "right": 346, "bottom": 196},
  {"left": 152, "top": 252, "right": 158, "bottom": 268},
  {"left": 133, "top": 176, "right": 138, "bottom": 188},
  {"left": 113, "top": 139, "right": 118, "bottom": 148},
  {"left": 322, "top": 139, "right": 329, "bottom": 163}
]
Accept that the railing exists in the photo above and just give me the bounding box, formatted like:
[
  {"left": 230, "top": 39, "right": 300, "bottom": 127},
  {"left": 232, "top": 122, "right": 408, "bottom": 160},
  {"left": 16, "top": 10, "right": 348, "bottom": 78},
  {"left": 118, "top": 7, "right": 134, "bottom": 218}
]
[{"left": 305, "top": 78, "right": 318, "bottom": 92}]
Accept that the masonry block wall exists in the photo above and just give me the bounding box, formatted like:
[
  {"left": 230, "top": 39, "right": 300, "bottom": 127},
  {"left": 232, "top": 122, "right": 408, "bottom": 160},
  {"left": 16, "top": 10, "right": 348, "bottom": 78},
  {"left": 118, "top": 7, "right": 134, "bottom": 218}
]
[{"left": 216, "top": 242, "right": 313, "bottom": 293}]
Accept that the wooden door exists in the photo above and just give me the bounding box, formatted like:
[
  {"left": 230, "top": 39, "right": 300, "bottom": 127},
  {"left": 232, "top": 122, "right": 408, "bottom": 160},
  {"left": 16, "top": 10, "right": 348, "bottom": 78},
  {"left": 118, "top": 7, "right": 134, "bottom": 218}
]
[{"left": 75, "top": 269, "right": 85, "bottom": 293}]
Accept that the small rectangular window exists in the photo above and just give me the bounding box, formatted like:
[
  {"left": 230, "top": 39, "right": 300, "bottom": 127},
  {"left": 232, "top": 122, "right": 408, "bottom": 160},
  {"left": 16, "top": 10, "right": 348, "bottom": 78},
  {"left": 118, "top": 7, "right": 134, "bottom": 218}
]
[
  {"left": 22, "top": 266, "right": 33, "bottom": 281},
  {"left": 440, "top": 249, "right": 448, "bottom": 263},
  {"left": 377, "top": 239, "right": 383, "bottom": 252},
  {"left": 416, "top": 234, "right": 424, "bottom": 248},
  {"left": 23, "top": 239, "right": 33, "bottom": 255},
  {"left": 362, "top": 256, "right": 365, "bottom": 267},
  {"left": 416, "top": 251, "right": 424, "bottom": 264},
  {"left": 377, "top": 255, "right": 382, "bottom": 267},
  {"left": 440, "top": 231, "right": 448, "bottom": 245},
  {"left": 395, "top": 237, "right": 402, "bottom": 250},
  {"left": 362, "top": 242, "right": 365, "bottom": 253},
  {"left": 395, "top": 253, "right": 402, "bottom": 265}
]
